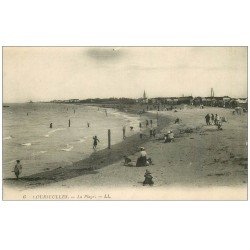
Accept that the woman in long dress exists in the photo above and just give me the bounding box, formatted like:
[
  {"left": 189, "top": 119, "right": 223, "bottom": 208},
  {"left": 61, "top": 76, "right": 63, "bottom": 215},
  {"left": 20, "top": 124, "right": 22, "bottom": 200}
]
[{"left": 136, "top": 147, "right": 147, "bottom": 167}]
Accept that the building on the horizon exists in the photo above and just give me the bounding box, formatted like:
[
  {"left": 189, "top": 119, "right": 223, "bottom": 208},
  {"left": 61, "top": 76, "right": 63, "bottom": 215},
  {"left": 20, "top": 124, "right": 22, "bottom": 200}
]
[{"left": 137, "top": 90, "right": 148, "bottom": 104}]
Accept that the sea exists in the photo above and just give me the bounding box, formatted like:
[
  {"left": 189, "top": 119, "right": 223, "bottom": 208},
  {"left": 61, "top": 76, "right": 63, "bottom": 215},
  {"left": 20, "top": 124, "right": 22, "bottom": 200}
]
[{"left": 2, "top": 103, "right": 142, "bottom": 178}]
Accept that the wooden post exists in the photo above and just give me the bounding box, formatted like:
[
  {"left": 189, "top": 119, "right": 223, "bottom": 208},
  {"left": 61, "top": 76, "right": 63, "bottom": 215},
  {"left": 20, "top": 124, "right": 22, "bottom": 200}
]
[{"left": 108, "top": 129, "right": 111, "bottom": 149}]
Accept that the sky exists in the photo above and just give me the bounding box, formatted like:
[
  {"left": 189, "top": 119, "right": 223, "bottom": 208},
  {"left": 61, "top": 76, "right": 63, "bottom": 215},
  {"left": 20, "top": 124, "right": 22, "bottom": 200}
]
[{"left": 3, "top": 47, "right": 247, "bottom": 103}]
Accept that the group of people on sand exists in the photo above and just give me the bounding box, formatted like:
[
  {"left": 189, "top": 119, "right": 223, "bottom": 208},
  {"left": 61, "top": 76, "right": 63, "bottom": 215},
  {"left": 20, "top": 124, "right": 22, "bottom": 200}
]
[
  {"left": 164, "top": 130, "right": 174, "bottom": 143},
  {"left": 205, "top": 113, "right": 223, "bottom": 130},
  {"left": 123, "top": 147, "right": 153, "bottom": 168},
  {"left": 140, "top": 119, "right": 153, "bottom": 130},
  {"left": 123, "top": 147, "right": 154, "bottom": 186}
]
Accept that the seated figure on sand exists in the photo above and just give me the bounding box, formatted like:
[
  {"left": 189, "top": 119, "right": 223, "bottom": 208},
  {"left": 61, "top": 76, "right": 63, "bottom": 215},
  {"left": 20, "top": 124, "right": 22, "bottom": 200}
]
[
  {"left": 136, "top": 147, "right": 147, "bottom": 167},
  {"left": 143, "top": 170, "right": 154, "bottom": 186},
  {"left": 123, "top": 156, "right": 132, "bottom": 166},
  {"left": 164, "top": 130, "right": 174, "bottom": 143},
  {"left": 136, "top": 147, "right": 153, "bottom": 167}
]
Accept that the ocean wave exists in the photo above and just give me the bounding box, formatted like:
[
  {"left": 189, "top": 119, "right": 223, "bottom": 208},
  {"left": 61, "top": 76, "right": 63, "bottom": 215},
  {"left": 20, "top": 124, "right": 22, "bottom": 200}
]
[
  {"left": 38, "top": 151, "right": 47, "bottom": 154},
  {"left": 61, "top": 145, "right": 74, "bottom": 152},
  {"left": 77, "top": 136, "right": 88, "bottom": 143},
  {"left": 21, "top": 143, "right": 31, "bottom": 146},
  {"left": 45, "top": 128, "right": 66, "bottom": 137},
  {"left": 48, "top": 128, "right": 65, "bottom": 134},
  {"left": 3, "top": 159, "right": 16, "bottom": 165},
  {"left": 3, "top": 136, "right": 12, "bottom": 140},
  {"left": 78, "top": 139, "right": 86, "bottom": 143}
]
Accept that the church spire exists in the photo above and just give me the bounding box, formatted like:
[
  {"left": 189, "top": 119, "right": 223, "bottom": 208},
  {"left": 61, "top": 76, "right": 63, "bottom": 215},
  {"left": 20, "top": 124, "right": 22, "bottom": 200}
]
[{"left": 143, "top": 90, "right": 147, "bottom": 99}]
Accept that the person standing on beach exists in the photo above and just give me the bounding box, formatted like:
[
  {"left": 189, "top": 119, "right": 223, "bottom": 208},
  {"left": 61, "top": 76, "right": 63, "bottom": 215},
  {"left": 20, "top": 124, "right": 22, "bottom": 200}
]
[
  {"left": 93, "top": 135, "right": 100, "bottom": 150},
  {"left": 150, "top": 128, "right": 153, "bottom": 137},
  {"left": 13, "top": 160, "right": 22, "bottom": 180},
  {"left": 139, "top": 122, "right": 142, "bottom": 130},
  {"left": 214, "top": 114, "right": 219, "bottom": 125},
  {"left": 68, "top": 119, "right": 71, "bottom": 127},
  {"left": 122, "top": 125, "right": 126, "bottom": 139},
  {"left": 146, "top": 120, "right": 149, "bottom": 127},
  {"left": 215, "top": 114, "right": 221, "bottom": 125},
  {"left": 205, "top": 114, "right": 210, "bottom": 125},
  {"left": 87, "top": 122, "right": 90, "bottom": 128},
  {"left": 211, "top": 114, "right": 215, "bottom": 125},
  {"left": 140, "top": 131, "right": 143, "bottom": 139},
  {"left": 152, "top": 129, "right": 156, "bottom": 138},
  {"left": 50, "top": 123, "right": 53, "bottom": 128},
  {"left": 74, "top": 109, "right": 76, "bottom": 114}
]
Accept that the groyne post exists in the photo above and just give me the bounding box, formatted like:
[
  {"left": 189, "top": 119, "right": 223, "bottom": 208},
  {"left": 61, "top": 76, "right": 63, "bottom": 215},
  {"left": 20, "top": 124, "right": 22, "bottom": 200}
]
[{"left": 108, "top": 129, "right": 111, "bottom": 149}]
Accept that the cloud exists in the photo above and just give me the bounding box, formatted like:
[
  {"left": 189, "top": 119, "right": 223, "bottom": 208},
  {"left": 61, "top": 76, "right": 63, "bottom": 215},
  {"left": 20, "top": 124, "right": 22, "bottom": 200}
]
[{"left": 86, "top": 48, "right": 123, "bottom": 61}]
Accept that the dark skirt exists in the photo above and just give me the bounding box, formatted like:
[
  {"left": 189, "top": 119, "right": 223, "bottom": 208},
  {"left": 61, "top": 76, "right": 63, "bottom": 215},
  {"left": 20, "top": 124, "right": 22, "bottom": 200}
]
[{"left": 136, "top": 156, "right": 147, "bottom": 167}]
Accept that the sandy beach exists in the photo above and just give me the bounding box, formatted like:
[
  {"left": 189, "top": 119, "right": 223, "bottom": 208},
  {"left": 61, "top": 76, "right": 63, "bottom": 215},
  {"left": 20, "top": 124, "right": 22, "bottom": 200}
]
[{"left": 3, "top": 105, "right": 247, "bottom": 200}]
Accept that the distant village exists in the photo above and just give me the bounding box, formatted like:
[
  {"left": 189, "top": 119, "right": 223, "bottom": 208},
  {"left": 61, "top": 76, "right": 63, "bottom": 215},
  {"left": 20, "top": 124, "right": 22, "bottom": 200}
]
[{"left": 49, "top": 90, "right": 247, "bottom": 109}]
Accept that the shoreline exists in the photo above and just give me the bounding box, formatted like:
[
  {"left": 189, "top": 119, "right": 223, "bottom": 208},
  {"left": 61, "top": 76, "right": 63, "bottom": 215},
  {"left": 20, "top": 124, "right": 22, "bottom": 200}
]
[
  {"left": 3, "top": 108, "right": 173, "bottom": 188},
  {"left": 3, "top": 104, "right": 247, "bottom": 199}
]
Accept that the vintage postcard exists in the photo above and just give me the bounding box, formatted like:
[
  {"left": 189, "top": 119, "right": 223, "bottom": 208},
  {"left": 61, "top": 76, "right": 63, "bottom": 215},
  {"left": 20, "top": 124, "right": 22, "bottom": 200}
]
[{"left": 2, "top": 46, "right": 248, "bottom": 200}]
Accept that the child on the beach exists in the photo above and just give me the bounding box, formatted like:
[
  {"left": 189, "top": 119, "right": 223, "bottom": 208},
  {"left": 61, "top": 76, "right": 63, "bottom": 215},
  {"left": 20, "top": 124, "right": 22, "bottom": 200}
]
[
  {"left": 13, "top": 160, "right": 22, "bottom": 180},
  {"left": 174, "top": 118, "right": 180, "bottom": 124},
  {"left": 123, "top": 156, "right": 132, "bottom": 166},
  {"left": 143, "top": 170, "right": 154, "bottom": 186},
  {"left": 93, "top": 135, "right": 100, "bottom": 149}
]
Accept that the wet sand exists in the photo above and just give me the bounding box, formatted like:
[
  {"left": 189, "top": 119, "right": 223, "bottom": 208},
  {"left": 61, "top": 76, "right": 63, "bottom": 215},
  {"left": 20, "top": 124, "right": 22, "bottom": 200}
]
[{"left": 3, "top": 112, "right": 169, "bottom": 187}]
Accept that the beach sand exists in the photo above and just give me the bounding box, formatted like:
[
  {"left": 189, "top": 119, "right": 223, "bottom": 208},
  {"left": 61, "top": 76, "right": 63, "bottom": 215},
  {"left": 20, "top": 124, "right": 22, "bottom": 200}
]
[{"left": 3, "top": 105, "right": 248, "bottom": 200}]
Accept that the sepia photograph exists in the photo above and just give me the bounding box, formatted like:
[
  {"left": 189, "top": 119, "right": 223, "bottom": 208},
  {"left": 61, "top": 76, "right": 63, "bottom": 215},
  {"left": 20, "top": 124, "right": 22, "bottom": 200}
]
[{"left": 2, "top": 46, "right": 248, "bottom": 200}]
